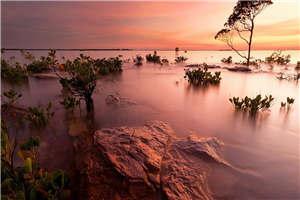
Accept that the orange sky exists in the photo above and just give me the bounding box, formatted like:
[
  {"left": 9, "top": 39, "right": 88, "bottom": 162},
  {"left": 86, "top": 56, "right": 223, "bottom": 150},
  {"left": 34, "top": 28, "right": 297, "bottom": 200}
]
[{"left": 2, "top": 1, "right": 300, "bottom": 50}]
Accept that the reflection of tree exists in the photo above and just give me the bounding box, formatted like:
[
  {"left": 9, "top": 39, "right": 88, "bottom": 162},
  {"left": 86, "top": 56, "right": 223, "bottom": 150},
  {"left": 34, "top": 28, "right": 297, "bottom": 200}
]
[
  {"left": 215, "top": 0, "right": 273, "bottom": 67},
  {"left": 232, "top": 109, "right": 270, "bottom": 131}
]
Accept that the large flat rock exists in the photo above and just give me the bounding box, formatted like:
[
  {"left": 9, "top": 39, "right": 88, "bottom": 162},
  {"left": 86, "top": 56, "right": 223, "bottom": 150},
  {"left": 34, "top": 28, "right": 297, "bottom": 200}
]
[{"left": 81, "top": 121, "right": 233, "bottom": 200}]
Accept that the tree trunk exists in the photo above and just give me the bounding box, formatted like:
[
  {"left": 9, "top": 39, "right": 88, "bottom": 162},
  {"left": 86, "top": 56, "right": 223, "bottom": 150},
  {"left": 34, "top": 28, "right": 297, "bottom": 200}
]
[
  {"left": 247, "top": 20, "right": 255, "bottom": 67},
  {"left": 85, "top": 95, "right": 94, "bottom": 112}
]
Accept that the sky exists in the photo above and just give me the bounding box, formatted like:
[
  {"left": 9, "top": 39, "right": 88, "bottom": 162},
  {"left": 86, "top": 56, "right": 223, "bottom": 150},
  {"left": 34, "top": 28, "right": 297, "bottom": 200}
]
[{"left": 1, "top": 1, "right": 300, "bottom": 50}]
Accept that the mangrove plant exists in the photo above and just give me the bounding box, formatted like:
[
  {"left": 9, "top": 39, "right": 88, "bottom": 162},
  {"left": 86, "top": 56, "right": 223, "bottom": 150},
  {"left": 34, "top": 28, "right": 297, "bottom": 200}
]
[
  {"left": 146, "top": 51, "right": 161, "bottom": 64},
  {"left": 221, "top": 56, "right": 232, "bottom": 64},
  {"left": 175, "top": 56, "right": 188, "bottom": 64},
  {"left": 23, "top": 50, "right": 58, "bottom": 73},
  {"left": 1, "top": 121, "right": 70, "bottom": 199},
  {"left": 93, "top": 56, "right": 123, "bottom": 75},
  {"left": 1, "top": 58, "right": 28, "bottom": 83},
  {"left": 133, "top": 55, "right": 143, "bottom": 66},
  {"left": 184, "top": 67, "right": 221, "bottom": 85},
  {"left": 26, "top": 102, "right": 54, "bottom": 128},
  {"left": 59, "top": 54, "right": 97, "bottom": 112},
  {"left": 229, "top": 94, "right": 274, "bottom": 114},
  {"left": 265, "top": 51, "right": 291, "bottom": 65}
]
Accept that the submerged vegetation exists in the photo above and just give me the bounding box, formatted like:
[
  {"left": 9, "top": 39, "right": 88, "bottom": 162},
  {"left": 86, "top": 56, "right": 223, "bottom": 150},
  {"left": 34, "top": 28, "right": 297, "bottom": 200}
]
[
  {"left": 229, "top": 95, "right": 274, "bottom": 115},
  {"left": 3, "top": 89, "right": 22, "bottom": 106},
  {"left": 221, "top": 56, "right": 232, "bottom": 64},
  {"left": 265, "top": 51, "right": 291, "bottom": 65},
  {"left": 60, "top": 96, "right": 80, "bottom": 110},
  {"left": 26, "top": 103, "right": 54, "bottom": 128},
  {"left": 1, "top": 58, "right": 28, "bottom": 83},
  {"left": 133, "top": 55, "right": 143, "bottom": 66},
  {"left": 1, "top": 121, "right": 70, "bottom": 200},
  {"left": 175, "top": 56, "right": 188, "bottom": 64},
  {"left": 23, "top": 50, "right": 58, "bottom": 73},
  {"left": 184, "top": 67, "right": 221, "bottom": 85},
  {"left": 93, "top": 56, "right": 123, "bottom": 75},
  {"left": 146, "top": 51, "right": 162, "bottom": 64},
  {"left": 60, "top": 54, "right": 97, "bottom": 112}
]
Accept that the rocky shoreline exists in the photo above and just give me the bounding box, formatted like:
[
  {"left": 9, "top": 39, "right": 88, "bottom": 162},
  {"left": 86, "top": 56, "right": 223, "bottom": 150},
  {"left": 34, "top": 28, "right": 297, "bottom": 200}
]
[{"left": 74, "top": 121, "right": 234, "bottom": 200}]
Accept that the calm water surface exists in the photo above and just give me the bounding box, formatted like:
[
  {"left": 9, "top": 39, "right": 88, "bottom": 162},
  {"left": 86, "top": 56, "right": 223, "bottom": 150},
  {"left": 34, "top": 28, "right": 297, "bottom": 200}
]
[{"left": 2, "top": 50, "right": 300, "bottom": 199}]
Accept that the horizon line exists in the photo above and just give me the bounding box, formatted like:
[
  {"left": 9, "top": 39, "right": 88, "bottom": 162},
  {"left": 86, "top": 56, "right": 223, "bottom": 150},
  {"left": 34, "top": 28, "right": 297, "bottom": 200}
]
[{"left": 2, "top": 48, "right": 300, "bottom": 52}]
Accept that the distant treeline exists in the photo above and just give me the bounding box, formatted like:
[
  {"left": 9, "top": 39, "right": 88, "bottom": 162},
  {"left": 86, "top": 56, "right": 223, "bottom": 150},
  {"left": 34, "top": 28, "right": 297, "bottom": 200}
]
[{"left": 1, "top": 48, "right": 134, "bottom": 51}]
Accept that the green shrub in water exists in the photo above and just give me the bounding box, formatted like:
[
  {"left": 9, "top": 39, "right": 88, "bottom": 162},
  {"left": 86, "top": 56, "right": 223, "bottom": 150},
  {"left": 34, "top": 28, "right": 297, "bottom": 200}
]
[
  {"left": 295, "top": 61, "right": 300, "bottom": 70},
  {"left": 93, "top": 56, "right": 123, "bottom": 75},
  {"left": 1, "top": 59, "right": 28, "bottom": 83},
  {"left": 60, "top": 96, "right": 80, "bottom": 110},
  {"left": 23, "top": 50, "right": 58, "bottom": 73},
  {"left": 221, "top": 56, "right": 232, "bottom": 64},
  {"left": 133, "top": 55, "right": 143, "bottom": 66},
  {"left": 146, "top": 51, "right": 161, "bottom": 64},
  {"left": 1, "top": 121, "right": 71, "bottom": 200},
  {"left": 161, "top": 58, "right": 169, "bottom": 65},
  {"left": 229, "top": 94, "right": 274, "bottom": 114},
  {"left": 60, "top": 54, "right": 96, "bottom": 112},
  {"left": 3, "top": 89, "right": 22, "bottom": 106},
  {"left": 265, "top": 51, "right": 291, "bottom": 65},
  {"left": 184, "top": 67, "right": 221, "bottom": 85},
  {"left": 282, "top": 97, "right": 295, "bottom": 107},
  {"left": 26, "top": 102, "right": 54, "bottom": 128},
  {"left": 175, "top": 56, "right": 188, "bottom": 64}
]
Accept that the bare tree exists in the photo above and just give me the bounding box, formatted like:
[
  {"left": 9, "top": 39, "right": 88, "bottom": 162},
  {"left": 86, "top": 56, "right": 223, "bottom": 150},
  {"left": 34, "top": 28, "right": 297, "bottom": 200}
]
[{"left": 215, "top": 0, "right": 273, "bottom": 67}]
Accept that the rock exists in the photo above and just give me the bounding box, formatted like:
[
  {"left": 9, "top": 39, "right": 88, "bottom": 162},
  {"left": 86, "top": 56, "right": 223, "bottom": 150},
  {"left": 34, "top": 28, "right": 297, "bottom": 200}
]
[
  {"left": 80, "top": 121, "right": 232, "bottom": 200},
  {"left": 226, "top": 66, "right": 251, "bottom": 72},
  {"left": 30, "top": 73, "right": 59, "bottom": 79},
  {"left": 105, "top": 94, "right": 136, "bottom": 106},
  {"left": 185, "top": 64, "right": 221, "bottom": 69},
  {"left": 105, "top": 94, "right": 121, "bottom": 105}
]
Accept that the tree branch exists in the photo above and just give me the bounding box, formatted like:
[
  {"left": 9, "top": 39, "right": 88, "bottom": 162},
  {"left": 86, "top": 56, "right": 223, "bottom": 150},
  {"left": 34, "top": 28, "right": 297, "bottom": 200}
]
[
  {"left": 235, "top": 28, "right": 249, "bottom": 44},
  {"left": 226, "top": 39, "right": 247, "bottom": 59}
]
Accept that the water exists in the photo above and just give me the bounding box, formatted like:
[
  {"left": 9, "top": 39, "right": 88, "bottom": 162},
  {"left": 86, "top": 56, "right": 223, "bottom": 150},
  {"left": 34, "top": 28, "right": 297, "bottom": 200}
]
[{"left": 2, "top": 50, "right": 300, "bottom": 199}]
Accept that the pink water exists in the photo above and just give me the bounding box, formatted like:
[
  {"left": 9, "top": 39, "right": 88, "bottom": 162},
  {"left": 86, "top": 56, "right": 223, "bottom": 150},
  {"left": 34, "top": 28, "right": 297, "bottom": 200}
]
[{"left": 2, "top": 50, "right": 300, "bottom": 199}]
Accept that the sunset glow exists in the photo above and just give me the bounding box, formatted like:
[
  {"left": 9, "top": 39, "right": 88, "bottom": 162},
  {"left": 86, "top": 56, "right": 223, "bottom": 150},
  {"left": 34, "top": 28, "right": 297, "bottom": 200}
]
[{"left": 2, "top": 1, "right": 300, "bottom": 50}]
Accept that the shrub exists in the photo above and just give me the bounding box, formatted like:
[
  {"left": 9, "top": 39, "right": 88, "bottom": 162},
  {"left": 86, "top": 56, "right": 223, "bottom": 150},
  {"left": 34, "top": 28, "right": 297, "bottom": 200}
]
[
  {"left": 1, "top": 59, "right": 28, "bottom": 83},
  {"left": 235, "top": 59, "right": 262, "bottom": 67},
  {"left": 287, "top": 97, "right": 295, "bottom": 105},
  {"left": 265, "top": 51, "right": 291, "bottom": 65},
  {"left": 26, "top": 102, "right": 54, "bottom": 128},
  {"left": 184, "top": 67, "right": 221, "bottom": 85},
  {"left": 60, "top": 54, "right": 96, "bottom": 112},
  {"left": 281, "top": 97, "right": 295, "bottom": 107},
  {"left": 221, "top": 56, "right": 232, "bottom": 64},
  {"left": 229, "top": 94, "right": 274, "bottom": 114},
  {"left": 24, "top": 50, "right": 58, "bottom": 73},
  {"left": 146, "top": 51, "right": 161, "bottom": 64},
  {"left": 93, "top": 56, "right": 123, "bottom": 75},
  {"left": 133, "top": 55, "right": 143, "bottom": 66},
  {"left": 161, "top": 58, "right": 169, "bottom": 65},
  {"left": 3, "top": 89, "right": 22, "bottom": 106},
  {"left": 1, "top": 122, "right": 70, "bottom": 200},
  {"left": 175, "top": 56, "right": 188, "bottom": 63},
  {"left": 295, "top": 61, "right": 300, "bottom": 70},
  {"left": 60, "top": 96, "right": 80, "bottom": 110}
]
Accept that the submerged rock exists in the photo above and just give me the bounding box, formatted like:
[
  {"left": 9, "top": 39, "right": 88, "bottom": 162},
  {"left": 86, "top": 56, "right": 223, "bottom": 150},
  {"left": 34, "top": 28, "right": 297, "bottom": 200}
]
[
  {"left": 105, "top": 94, "right": 136, "bottom": 106},
  {"left": 185, "top": 64, "right": 221, "bottom": 69},
  {"left": 226, "top": 66, "right": 252, "bottom": 72},
  {"left": 30, "top": 73, "right": 59, "bottom": 79},
  {"left": 105, "top": 94, "right": 121, "bottom": 105},
  {"left": 80, "top": 121, "right": 232, "bottom": 200}
]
